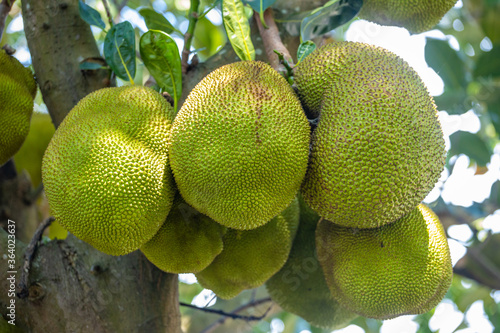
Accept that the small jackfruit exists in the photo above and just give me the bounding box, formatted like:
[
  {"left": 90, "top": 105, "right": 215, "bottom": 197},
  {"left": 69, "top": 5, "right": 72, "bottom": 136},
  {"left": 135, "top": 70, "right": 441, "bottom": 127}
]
[
  {"left": 42, "top": 86, "right": 177, "bottom": 256},
  {"left": 358, "top": 0, "right": 458, "bottom": 34},
  {"left": 195, "top": 197, "right": 300, "bottom": 299},
  {"left": 266, "top": 196, "right": 357, "bottom": 329},
  {"left": 140, "top": 194, "right": 226, "bottom": 273},
  {"left": 169, "top": 61, "right": 310, "bottom": 230},
  {"left": 316, "top": 204, "right": 452, "bottom": 319},
  {"left": 0, "top": 50, "right": 37, "bottom": 166},
  {"left": 295, "top": 42, "right": 445, "bottom": 229}
]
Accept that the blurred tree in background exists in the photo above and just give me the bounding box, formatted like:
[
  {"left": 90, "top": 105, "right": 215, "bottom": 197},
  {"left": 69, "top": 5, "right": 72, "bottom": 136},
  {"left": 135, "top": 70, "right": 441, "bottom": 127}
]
[{"left": 0, "top": 0, "right": 499, "bottom": 332}]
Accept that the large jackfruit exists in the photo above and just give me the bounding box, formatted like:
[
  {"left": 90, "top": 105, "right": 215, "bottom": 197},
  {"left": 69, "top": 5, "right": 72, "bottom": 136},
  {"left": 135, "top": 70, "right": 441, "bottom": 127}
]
[
  {"left": 359, "top": 0, "right": 458, "bottom": 34},
  {"left": 195, "top": 197, "right": 300, "bottom": 299},
  {"left": 42, "top": 86, "right": 177, "bottom": 256},
  {"left": 295, "top": 42, "right": 445, "bottom": 229},
  {"left": 316, "top": 204, "right": 452, "bottom": 319},
  {"left": 266, "top": 196, "right": 357, "bottom": 329},
  {"left": 0, "top": 50, "right": 37, "bottom": 166},
  {"left": 169, "top": 61, "right": 310, "bottom": 230},
  {"left": 140, "top": 194, "right": 226, "bottom": 273}
]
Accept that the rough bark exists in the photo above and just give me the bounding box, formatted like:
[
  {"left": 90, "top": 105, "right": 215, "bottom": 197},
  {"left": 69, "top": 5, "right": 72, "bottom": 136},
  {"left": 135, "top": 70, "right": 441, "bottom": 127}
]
[
  {"left": 21, "top": 0, "right": 111, "bottom": 127},
  {"left": 0, "top": 229, "right": 181, "bottom": 333}
]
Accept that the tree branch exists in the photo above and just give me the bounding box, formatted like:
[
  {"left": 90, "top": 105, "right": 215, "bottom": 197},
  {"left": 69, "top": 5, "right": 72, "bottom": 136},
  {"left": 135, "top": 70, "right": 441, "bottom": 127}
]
[
  {"left": 17, "top": 216, "right": 55, "bottom": 299},
  {"left": 181, "top": 0, "right": 200, "bottom": 74},
  {"left": 102, "top": 0, "right": 114, "bottom": 27},
  {"left": 200, "top": 297, "right": 273, "bottom": 333},
  {"left": 0, "top": 0, "right": 14, "bottom": 42},
  {"left": 254, "top": 8, "right": 293, "bottom": 71}
]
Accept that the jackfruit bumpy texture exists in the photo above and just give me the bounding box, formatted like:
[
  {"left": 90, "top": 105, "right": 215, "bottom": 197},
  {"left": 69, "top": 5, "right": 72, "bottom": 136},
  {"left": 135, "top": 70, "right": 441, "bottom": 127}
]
[
  {"left": 359, "top": 0, "right": 458, "bottom": 34},
  {"left": 140, "top": 194, "right": 226, "bottom": 273},
  {"left": 195, "top": 197, "right": 300, "bottom": 299},
  {"left": 266, "top": 195, "right": 357, "bottom": 329},
  {"left": 0, "top": 50, "right": 37, "bottom": 166},
  {"left": 42, "top": 86, "right": 177, "bottom": 256},
  {"left": 295, "top": 42, "right": 446, "bottom": 229},
  {"left": 169, "top": 61, "right": 310, "bottom": 230},
  {"left": 316, "top": 204, "right": 452, "bottom": 319}
]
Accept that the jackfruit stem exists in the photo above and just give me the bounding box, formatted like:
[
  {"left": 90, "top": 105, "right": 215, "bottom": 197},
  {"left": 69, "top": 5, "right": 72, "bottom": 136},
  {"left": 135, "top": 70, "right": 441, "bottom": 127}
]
[
  {"left": 253, "top": 8, "right": 293, "bottom": 71},
  {"left": 0, "top": 0, "right": 15, "bottom": 41},
  {"left": 102, "top": 0, "right": 114, "bottom": 28},
  {"left": 181, "top": 0, "right": 200, "bottom": 74}
]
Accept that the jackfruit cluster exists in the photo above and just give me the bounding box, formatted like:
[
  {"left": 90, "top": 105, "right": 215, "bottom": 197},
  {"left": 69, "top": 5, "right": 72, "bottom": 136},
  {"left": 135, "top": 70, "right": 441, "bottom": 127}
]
[
  {"left": 41, "top": 46, "right": 451, "bottom": 327},
  {"left": 358, "top": 0, "right": 458, "bottom": 33},
  {"left": 0, "top": 49, "right": 37, "bottom": 166}
]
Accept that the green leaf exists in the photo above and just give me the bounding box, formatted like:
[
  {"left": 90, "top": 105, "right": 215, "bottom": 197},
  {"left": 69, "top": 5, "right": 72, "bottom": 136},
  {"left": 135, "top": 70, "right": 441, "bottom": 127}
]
[
  {"left": 241, "top": 0, "right": 276, "bottom": 12},
  {"left": 140, "top": 30, "right": 182, "bottom": 111},
  {"left": 300, "top": 0, "right": 362, "bottom": 41},
  {"left": 104, "top": 21, "right": 136, "bottom": 82},
  {"left": 474, "top": 44, "right": 500, "bottom": 78},
  {"left": 296, "top": 41, "right": 316, "bottom": 65},
  {"left": 139, "top": 8, "right": 179, "bottom": 35},
  {"left": 433, "top": 89, "right": 470, "bottom": 114},
  {"left": 78, "top": 0, "right": 105, "bottom": 29},
  {"left": 222, "top": 0, "right": 255, "bottom": 61},
  {"left": 425, "top": 38, "right": 468, "bottom": 91},
  {"left": 449, "top": 131, "right": 492, "bottom": 166}
]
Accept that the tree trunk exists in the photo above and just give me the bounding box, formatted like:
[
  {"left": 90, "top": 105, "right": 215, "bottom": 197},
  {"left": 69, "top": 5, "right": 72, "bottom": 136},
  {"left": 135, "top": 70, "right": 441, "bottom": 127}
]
[{"left": 0, "top": 0, "right": 182, "bottom": 331}]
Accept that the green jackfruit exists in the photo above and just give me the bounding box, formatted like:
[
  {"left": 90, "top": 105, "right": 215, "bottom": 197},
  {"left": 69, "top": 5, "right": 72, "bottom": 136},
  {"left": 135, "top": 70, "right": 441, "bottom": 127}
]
[
  {"left": 42, "top": 86, "right": 176, "bottom": 256},
  {"left": 295, "top": 42, "right": 445, "bottom": 229},
  {"left": 0, "top": 50, "right": 37, "bottom": 166},
  {"left": 359, "top": 0, "right": 458, "bottom": 34},
  {"left": 316, "top": 204, "right": 452, "bottom": 319},
  {"left": 266, "top": 196, "right": 357, "bottom": 329},
  {"left": 141, "top": 194, "right": 226, "bottom": 273},
  {"left": 169, "top": 61, "right": 310, "bottom": 230},
  {"left": 195, "top": 196, "right": 300, "bottom": 299}
]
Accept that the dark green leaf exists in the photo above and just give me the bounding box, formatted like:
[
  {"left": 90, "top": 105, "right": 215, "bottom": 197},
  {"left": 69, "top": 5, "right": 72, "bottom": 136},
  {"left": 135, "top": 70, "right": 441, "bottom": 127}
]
[
  {"left": 78, "top": 0, "right": 106, "bottom": 29},
  {"left": 449, "top": 131, "right": 492, "bottom": 166},
  {"left": 300, "top": 0, "right": 362, "bottom": 41},
  {"left": 241, "top": 0, "right": 276, "bottom": 12},
  {"left": 425, "top": 38, "right": 468, "bottom": 91},
  {"left": 140, "top": 30, "right": 182, "bottom": 111},
  {"left": 222, "top": 0, "right": 255, "bottom": 61},
  {"left": 104, "top": 21, "right": 136, "bottom": 82},
  {"left": 139, "top": 8, "right": 178, "bottom": 35},
  {"left": 296, "top": 41, "right": 316, "bottom": 65},
  {"left": 79, "top": 62, "right": 104, "bottom": 70},
  {"left": 474, "top": 44, "right": 500, "bottom": 78},
  {"left": 433, "top": 89, "right": 470, "bottom": 114}
]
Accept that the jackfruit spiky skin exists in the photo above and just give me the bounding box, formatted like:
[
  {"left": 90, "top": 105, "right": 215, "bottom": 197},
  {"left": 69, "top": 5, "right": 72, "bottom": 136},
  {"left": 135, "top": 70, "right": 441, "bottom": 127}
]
[
  {"left": 0, "top": 50, "right": 37, "bottom": 166},
  {"left": 315, "top": 204, "right": 452, "bottom": 320},
  {"left": 140, "top": 194, "right": 226, "bottom": 273},
  {"left": 266, "top": 195, "right": 357, "bottom": 329},
  {"left": 295, "top": 42, "right": 445, "bottom": 229},
  {"left": 195, "top": 196, "right": 300, "bottom": 299},
  {"left": 169, "top": 61, "right": 310, "bottom": 230},
  {"left": 42, "top": 86, "right": 177, "bottom": 256},
  {"left": 359, "top": 0, "right": 458, "bottom": 34}
]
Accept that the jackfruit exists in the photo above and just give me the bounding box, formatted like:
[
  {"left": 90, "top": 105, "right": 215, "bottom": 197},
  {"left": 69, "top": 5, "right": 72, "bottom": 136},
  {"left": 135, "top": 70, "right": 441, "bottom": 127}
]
[
  {"left": 358, "top": 0, "right": 458, "bottom": 34},
  {"left": 315, "top": 204, "right": 452, "bottom": 319},
  {"left": 266, "top": 195, "right": 357, "bottom": 329},
  {"left": 0, "top": 49, "right": 37, "bottom": 166},
  {"left": 140, "top": 194, "right": 226, "bottom": 273},
  {"left": 295, "top": 42, "right": 445, "bottom": 229},
  {"left": 169, "top": 61, "right": 310, "bottom": 230},
  {"left": 42, "top": 86, "right": 177, "bottom": 256},
  {"left": 195, "top": 196, "right": 300, "bottom": 299}
]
